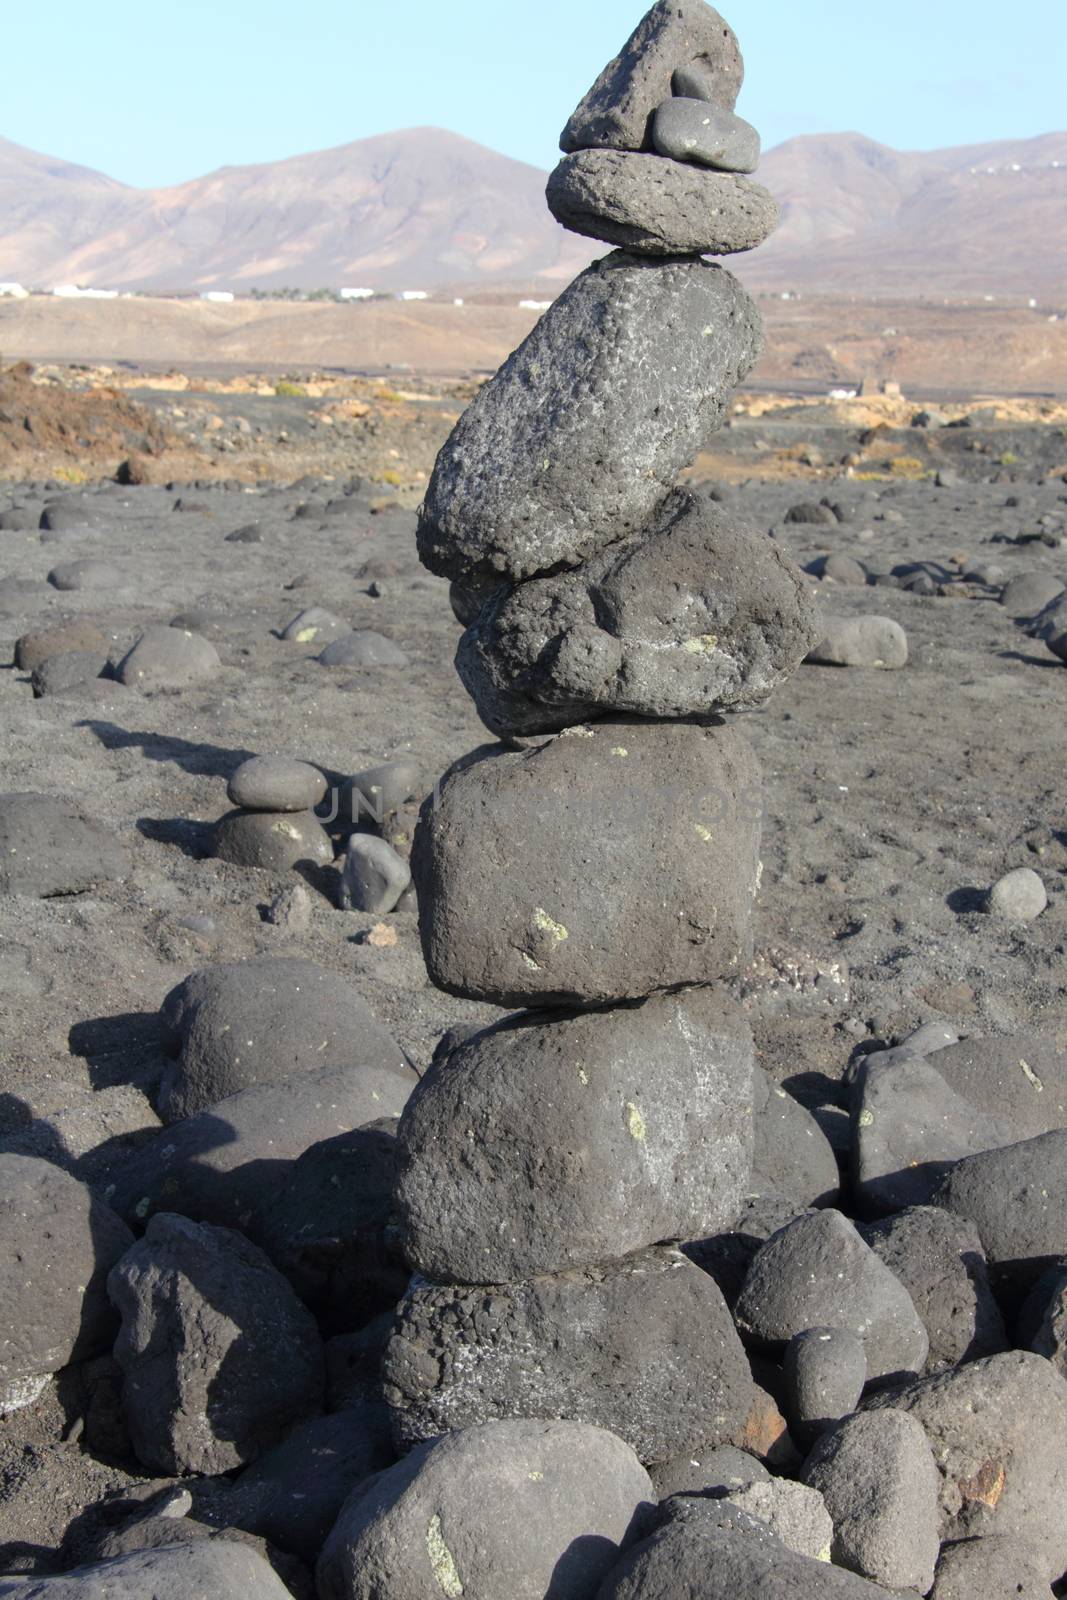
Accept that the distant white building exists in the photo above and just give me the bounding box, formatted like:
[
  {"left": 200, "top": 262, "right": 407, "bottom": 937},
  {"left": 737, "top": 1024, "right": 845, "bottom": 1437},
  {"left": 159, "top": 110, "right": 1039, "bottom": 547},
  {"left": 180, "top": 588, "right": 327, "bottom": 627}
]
[
  {"left": 0, "top": 282, "right": 28, "bottom": 299},
  {"left": 52, "top": 284, "right": 118, "bottom": 300},
  {"left": 200, "top": 290, "right": 235, "bottom": 304},
  {"left": 340, "top": 287, "right": 374, "bottom": 300},
  {"left": 518, "top": 299, "right": 552, "bottom": 310},
  {"left": 453, "top": 298, "right": 465, "bottom": 307},
  {"left": 399, "top": 290, "right": 428, "bottom": 301}
]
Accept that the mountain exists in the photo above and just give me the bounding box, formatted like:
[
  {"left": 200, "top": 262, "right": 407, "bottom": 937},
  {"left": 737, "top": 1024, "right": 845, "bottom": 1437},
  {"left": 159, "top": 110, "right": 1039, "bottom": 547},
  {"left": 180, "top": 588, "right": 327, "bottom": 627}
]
[
  {"left": 0, "top": 129, "right": 592, "bottom": 292},
  {"left": 1, "top": 127, "right": 1065, "bottom": 296},
  {"left": 749, "top": 131, "right": 1067, "bottom": 295}
]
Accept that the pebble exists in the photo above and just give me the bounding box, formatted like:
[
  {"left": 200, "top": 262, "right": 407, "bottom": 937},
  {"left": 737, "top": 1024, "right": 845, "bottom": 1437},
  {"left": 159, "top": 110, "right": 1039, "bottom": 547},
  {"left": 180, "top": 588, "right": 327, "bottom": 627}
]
[
  {"left": 750, "top": 1067, "right": 839, "bottom": 1208},
  {"left": 984, "top": 865, "right": 1047, "bottom": 919},
  {"left": 109, "top": 1212, "right": 324, "bottom": 1474},
  {"left": 0, "top": 1542, "right": 297, "bottom": 1598},
  {"left": 319, "top": 1420, "right": 652, "bottom": 1600},
  {"left": 318, "top": 630, "right": 410, "bottom": 668},
  {"left": 116, "top": 625, "right": 220, "bottom": 690},
  {"left": 931, "top": 1535, "right": 1056, "bottom": 1600},
  {"left": 15, "top": 620, "right": 109, "bottom": 671},
  {"left": 806, "top": 616, "right": 908, "bottom": 669},
  {"left": 230, "top": 1407, "right": 394, "bottom": 1565},
  {"left": 265, "top": 881, "right": 312, "bottom": 935},
  {"left": 932, "top": 1128, "right": 1067, "bottom": 1307},
  {"left": 597, "top": 1502, "right": 897, "bottom": 1599},
  {"left": 213, "top": 808, "right": 334, "bottom": 873},
  {"left": 546, "top": 151, "right": 778, "bottom": 255},
  {"left": 154, "top": 956, "right": 408, "bottom": 1122},
  {"left": 227, "top": 755, "right": 327, "bottom": 812},
  {"left": 46, "top": 558, "right": 126, "bottom": 591},
  {"left": 280, "top": 606, "right": 348, "bottom": 643},
  {"left": 339, "top": 834, "right": 412, "bottom": 913},
  {"left": 850, "top": 1050, "right": 1015, "bottom": 1212},
  {"left": 652, "top": 97, "right": 760, "bottom": 171},
  {"left": 30, "top": 649, "right": 106, "bottom": 697},
  {"left": 342, "top": 759, "right": 422, "bottom": 825},
  {"left": 783, "top": 1327, "right": 867, "bottom": 1447}
]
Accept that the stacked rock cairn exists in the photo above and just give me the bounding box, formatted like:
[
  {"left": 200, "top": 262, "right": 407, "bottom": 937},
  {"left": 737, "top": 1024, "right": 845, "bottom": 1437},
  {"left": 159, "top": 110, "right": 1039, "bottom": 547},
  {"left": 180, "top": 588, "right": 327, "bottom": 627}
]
[{"left": 384, "top": 0, "right": 820, "bottom": 1468}]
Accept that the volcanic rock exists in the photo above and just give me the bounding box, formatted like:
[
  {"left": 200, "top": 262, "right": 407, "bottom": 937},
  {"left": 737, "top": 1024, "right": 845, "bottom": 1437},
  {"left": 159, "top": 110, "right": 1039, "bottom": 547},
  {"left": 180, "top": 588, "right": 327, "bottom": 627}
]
[
  {"left": 455, "top": 488, "right": 818, "bottom": 737},
  {"left": 412, "top": 718, "right": 761, "bottom": 1007},
  {"left": 416, "top": 252, "right": 761, "bottom": 585}
]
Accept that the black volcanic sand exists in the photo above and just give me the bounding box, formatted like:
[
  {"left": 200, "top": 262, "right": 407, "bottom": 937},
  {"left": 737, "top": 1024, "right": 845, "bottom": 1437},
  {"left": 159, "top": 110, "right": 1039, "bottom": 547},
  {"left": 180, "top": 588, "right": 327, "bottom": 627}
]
[{"left": 1, "top": 452, "right": 1066, "bottom": 1562}]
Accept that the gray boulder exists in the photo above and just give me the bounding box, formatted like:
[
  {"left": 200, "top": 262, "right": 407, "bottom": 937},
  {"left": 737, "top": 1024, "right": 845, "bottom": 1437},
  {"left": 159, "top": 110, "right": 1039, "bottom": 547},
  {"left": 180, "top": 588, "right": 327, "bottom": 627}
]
[
  {"left": 720, "top": 1480, "right": 832, "bottom": 1561},
  {"left": 231, "top": 1406, "right": 395, "bottom": 1564},
  {"left": 0, "top": 1542, "right": 295, "bottom": 1598},
  {"left": 253, "top": 1121, "right": 407, "bottom": 1335},
  {"left": 801, "top": 1410, "right": 941, "bottom": 1592},
  {"left": 0, "top": 1155, "right": 133, "bottom": 1400},
  {"left": 999, "top": 571, "right": 1064, "bottom": 616},
  {"left": 850, "top": 1051, "right": 1015, "bottom": 1213},
  {"left": 560, "top": 0, "right": 743, "bottom": 153},
  {"left": 734, "top": 1209, "right": 929, "bottom": 1379},
  {"left": 865, "top": 1351, "right": 1067, "bottom": 1578},
  {"left": 383, "top": 1246, "right": 753, "bottom": 1465},
  {"left": 932, "top": 1535, "right": 1056, "bottom": 1600},
  {"left": 15, "top": 621, "right": 109, "bottom": 672},
  {"left": 394, "top": 989, "right": 754, "bottom": 1283},
  {"left": 860, "top": 1206, "right": 1007, "bottom": 1371},
  {"left": 416, "top": 252, "right": 761, "bottom": 585},
  {"left": 750, "top": 1067, "right": 839, "bottom": 1208},
  {"left": 596, "top": 1502, "right": 898, "bottom": 1598},
  {"left": 108, "top": 1213, "right": 324, "bottom": 1474},
  {"left": 652, "top": 97, "right": 760, "bottom": 171},
  {"left": 926, "top": 1032, "right": 1067, "bottom": 1137},
  {"left": 105, "top": 1064, "right": 413, "bottom": 1232},
  {"left": 784, "top": 1327, "right": 867, "bottom": 1448},
  {"left": 0, "top": 793, "right": 130, "bottom": 897},
  {"left": 455, "top": 489, "right": 818, "bottom": 737},
  {"left": 317, "top": 1419, "right": 652, "bottom": 1600},
  {"left": 412, "top": 718, "right": 761, "bottom": 1008},
  {"left": 155, "top": 957, "right": 408, "bottom": 1122},
  {"left": 546, "top": 151, "right": 777, "bottom": 255},
  {"left": 932, "top": 1129, "right": 1067, "bottom": 1304}
]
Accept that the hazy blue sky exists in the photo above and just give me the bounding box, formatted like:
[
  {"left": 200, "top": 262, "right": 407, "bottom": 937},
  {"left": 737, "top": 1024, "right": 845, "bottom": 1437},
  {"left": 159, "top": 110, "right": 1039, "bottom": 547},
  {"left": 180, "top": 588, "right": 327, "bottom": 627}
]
[{"left": 5, "top": 0, "right": 1064, "bottom": 187}]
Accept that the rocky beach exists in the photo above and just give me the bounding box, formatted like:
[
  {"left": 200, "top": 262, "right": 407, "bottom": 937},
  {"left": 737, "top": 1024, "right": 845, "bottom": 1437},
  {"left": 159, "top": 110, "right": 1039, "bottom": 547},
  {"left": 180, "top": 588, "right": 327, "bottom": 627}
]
[{"left": 1, "top": 1, "right": 1067, "bottom": 1596}]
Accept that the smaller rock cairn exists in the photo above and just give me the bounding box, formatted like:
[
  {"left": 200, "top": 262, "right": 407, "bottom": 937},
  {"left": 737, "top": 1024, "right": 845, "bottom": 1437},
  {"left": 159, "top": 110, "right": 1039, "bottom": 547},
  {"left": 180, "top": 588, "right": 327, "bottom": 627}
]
[{"left": 385, "top": 0, "right": 820, "bottom": 1467}]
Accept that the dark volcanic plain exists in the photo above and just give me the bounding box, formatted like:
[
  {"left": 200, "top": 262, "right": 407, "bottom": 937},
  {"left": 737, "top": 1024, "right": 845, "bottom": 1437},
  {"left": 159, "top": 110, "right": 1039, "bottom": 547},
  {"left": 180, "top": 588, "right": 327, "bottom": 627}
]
[{"left": 1, "top": 370, "right": 1067, "bottom": 1566}]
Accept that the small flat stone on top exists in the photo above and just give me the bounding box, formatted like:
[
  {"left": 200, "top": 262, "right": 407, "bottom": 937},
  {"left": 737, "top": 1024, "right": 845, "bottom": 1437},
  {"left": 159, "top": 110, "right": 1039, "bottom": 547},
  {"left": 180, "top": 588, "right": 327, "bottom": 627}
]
[
  {"left": 227, "top": 756, "right": 327, "bottom": 813},
  {"left": 652, "top": 97, "right": 760, "bottom": 171}
]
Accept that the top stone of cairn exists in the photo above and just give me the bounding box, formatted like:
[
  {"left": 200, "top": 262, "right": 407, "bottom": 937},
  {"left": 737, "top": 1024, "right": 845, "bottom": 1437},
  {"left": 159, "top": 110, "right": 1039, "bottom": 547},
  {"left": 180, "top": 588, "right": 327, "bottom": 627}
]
[{"left": 561, "top": 0, "right": 744, "bottom": 155}]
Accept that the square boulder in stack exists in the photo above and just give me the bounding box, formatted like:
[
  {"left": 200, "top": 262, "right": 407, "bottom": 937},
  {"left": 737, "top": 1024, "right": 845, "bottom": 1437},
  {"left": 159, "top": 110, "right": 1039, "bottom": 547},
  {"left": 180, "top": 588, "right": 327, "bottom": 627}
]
[
  {"left": 393, "top": 988, "right": 753, "bottom": 1284},
  {"left": 412, "top": 717, "right": 761, "bottom": 1008}
]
